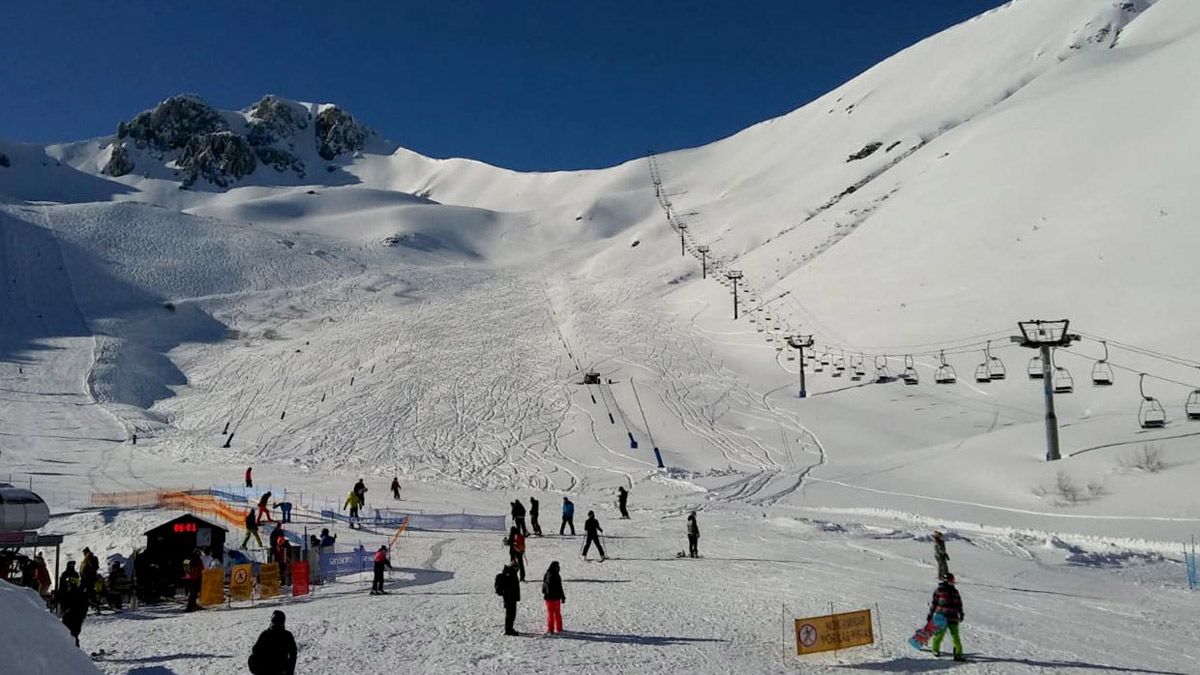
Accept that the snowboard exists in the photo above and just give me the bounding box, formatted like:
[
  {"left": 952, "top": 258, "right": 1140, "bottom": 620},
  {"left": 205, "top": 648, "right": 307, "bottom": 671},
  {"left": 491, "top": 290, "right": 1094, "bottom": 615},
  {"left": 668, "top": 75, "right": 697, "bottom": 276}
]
[{"left": 907, "top": 612, "right": 948, "bottom": 650}]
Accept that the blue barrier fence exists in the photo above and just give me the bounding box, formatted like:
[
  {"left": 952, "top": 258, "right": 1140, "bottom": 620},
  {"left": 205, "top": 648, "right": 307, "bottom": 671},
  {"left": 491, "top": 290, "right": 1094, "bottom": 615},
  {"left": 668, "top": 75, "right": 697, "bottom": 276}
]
[
  {"left": 319, "top": 549, "right": 376, "bottom": 580},
  {"left": 320, "top": 509, "right": 506, "bottom": 532}
]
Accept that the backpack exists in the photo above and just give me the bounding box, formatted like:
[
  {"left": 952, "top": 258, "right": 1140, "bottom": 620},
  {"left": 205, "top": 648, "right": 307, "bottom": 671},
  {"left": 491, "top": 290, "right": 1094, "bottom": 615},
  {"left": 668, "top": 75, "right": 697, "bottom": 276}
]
[{"left": 494, "top": 573, "right": 506, "bottom": 596}]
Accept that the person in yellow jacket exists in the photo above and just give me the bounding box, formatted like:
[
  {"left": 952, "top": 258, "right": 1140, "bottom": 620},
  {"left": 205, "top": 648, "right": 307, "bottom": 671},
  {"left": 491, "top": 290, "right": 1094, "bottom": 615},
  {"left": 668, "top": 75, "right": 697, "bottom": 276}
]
[{"left": 344, "top": 491, "right": 363, "bottom": 529}]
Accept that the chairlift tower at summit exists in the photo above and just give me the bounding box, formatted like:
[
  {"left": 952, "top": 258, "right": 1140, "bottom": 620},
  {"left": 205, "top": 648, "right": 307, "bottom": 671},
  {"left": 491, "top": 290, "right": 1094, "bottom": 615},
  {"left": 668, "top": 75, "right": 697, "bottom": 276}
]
[{"left": 1012, "top": 319, "right": 1079, "bottom": 462}]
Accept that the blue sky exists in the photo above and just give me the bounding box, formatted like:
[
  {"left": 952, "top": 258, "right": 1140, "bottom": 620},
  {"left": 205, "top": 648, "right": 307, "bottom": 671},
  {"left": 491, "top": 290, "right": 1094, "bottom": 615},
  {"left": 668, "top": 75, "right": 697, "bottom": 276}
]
[{"left": 0, "top": 1, "right": 1003, "bottom": 171}]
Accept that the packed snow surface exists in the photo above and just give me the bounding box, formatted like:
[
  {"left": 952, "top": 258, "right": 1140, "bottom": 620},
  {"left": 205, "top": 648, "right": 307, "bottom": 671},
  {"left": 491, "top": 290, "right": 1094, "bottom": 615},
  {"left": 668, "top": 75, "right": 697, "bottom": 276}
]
[{"left": 3, "top": 0, "right": 1200, "bottom": 673}]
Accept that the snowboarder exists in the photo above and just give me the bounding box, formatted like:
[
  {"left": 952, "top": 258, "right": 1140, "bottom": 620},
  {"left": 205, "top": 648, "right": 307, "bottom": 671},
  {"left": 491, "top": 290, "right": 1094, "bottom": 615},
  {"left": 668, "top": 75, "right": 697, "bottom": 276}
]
[
  {"left": 390, "top": 476, "right": 401, "bottom": 500},
  {"left": 529, "top": 497, "right": 543, "bottom": 536},
  {"left": 927, "top": 573, "right": 965, "bottom": 661},
  {"left": 353, "top": 478, "right": 368, "bottom": 507},
  {"left": 257, "top": 491, "right": 275, "bottom": 524},
  {"left": 560, "top": 497, "right": 576, "bottom": 536},
  {"left": 933, "top": 531, "right": 950, "bottom": 581},
  {"left": 495, "top": 561, "right": 521, "bottom": 635},
  {"left": 687, "top": 512, "right": 700, "bottom": 558},
  {"left": 344, "top": 490, "right": 363, "bottom": 529},
  {"left": 245, "top": 466, "right": 253, "bottom": 489},
  {"left": 59, "top": 575, "right": 88, "bottom": 647},
  {"left": 582, "top": 511, "right": 606, "bottom": 561},
  {"left": 617, "top": 486, "right": 630, "bottom": 519},
  {"left": 371, "top": 545, "right": 393, "bottom": 594},
  {"left": 243, "top": 509, "right": 264, "bottom": 548},
  {"left": 511, "top": 500, "right": 528, "bottom": 537},
  {"left": 542, "top": 560, "right": 565, "bottom": 634},
  {"left": 505, "top": 526, "right": 527, "bottom": 581},
  {"left": 249, "top": 610, "right": 298, "bottom": 675}
]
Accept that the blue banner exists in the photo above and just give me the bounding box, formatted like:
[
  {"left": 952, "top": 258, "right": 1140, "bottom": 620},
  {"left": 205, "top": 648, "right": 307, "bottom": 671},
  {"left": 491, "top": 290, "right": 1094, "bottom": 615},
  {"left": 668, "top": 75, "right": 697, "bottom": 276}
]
[{"left": 319, "top": 550, "right": 376, "bottom": 580}]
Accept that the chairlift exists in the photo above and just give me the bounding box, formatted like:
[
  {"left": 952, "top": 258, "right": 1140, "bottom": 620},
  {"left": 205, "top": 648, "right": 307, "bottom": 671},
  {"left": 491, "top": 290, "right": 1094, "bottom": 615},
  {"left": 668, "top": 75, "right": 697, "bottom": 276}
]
[
  {"left": 834, "top": 350, "right": 847, "bottom": 372},
  {"left": 875, "top": 355, "right": 893, "bottom": 383},
  {"left": 1051, "top": 348, "right": 1073, "bottom": 394},
  {"left": 1091, "top": 341, "right": 1114, "bottom": 386},
  {"left": 934, "top": 350, "right": 957, "bottom": 384},
  {"left": 1027, "top": 354, "right": 1044, "bottom": 380},
  {"left": 1187, "top": 367, "right": 1200, "bottom": 420},
  {"left": 820, "top": 352, "right": 831, "bottom": 366},
  {"left": 985, "top": 340, "right": 1006, "bottom": 380},
  {"left": 902, "top": 354, "right": 919, "bottom": 385},
  {"left": 974, "top": 347, "right": 991, "bottom": 383},
  {"left": 851, "top": 355, "right": 866, "bottom": 381},
  {"left": 786, "top": 352, "right": 796, "bottom": 361},
  {"left": 814, "top": 355, "right": 825, "bottom": 373},
  {"left": 1138, "top": 373, "right": 1167, "bottom": 429}
]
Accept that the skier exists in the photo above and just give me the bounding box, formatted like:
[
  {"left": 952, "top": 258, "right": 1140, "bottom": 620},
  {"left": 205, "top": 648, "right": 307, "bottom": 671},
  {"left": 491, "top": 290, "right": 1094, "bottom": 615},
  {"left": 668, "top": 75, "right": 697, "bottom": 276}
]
[
  {"left": 529, "top": 497, "right": 543, "bottom": 536},
  {"left": 927, "top": 573, "right": 965, "bottom": 661},
  {"left": 560, "top": 497, "right": 576, "bottom": 535},
  {"left": 617, "top": 486, "right": 630, "bottom": 519},
  {"left": 59, "top": 575, "right": 88, "bottom": 647},
  {"left": 249, "top": 610, "right": 298, "bottom": 675},
  {"left": 687, "top": 512, "right": 700, "bottom": 558},
  {"left": 344, "top": 490, "right": 363, "bottom": 529},
  {"left": 505, "top": 526, "right": 527, "bottom": 581},
  {"left": 257, "top": 491, "right": 275, "bottom": 524},
  {"left": 542, "top": 560, "right": 565, "bottom": 634},
  {"left": 353, "top": 478, "right": 368, "bottom": 507},
  {"left": 495, "top": 561, "right": 521, "bottom": 636},
  {"left": 582, "top": 511, "right": 606, "bottom": 561},
  {"left": 511, "top": 500, "right": 528, "bottom": 537},
  {"left": 391, "top": 476, "right": 401, "bottom": 500},
  {"left": 242, "top": 509, "right": 264, "bottom": 549},
  {"left": 371, "top": 545, "right": 393, "bottom": 595},
  {"left": 245, "top": 466, "right": 253, "bottom": 488},
  {"left": 933, "top": 531, "right": 950, "bottom": 581}
]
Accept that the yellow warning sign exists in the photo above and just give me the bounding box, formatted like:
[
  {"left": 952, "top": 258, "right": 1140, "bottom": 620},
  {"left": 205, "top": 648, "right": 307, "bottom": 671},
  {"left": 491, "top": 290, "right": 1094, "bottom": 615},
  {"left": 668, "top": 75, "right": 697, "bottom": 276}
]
[
  {"left": 795, "top": 609, "right": 874, "bottom": 655},
  {"left": 199, "top": 568, "right": 225, "bottom": 607},
  {"left": 230, "top": 563, "right": 254, "bottom": 602},
  {"left": 258, "top": 563, "right": 280, "bottom": 599}
]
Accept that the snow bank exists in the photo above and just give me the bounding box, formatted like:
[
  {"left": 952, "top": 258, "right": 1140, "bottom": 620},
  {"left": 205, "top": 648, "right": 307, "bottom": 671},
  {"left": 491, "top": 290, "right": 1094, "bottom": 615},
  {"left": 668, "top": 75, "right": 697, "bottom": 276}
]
[{"left": 0, "top": 583, "right": 100, "bottom": 675}]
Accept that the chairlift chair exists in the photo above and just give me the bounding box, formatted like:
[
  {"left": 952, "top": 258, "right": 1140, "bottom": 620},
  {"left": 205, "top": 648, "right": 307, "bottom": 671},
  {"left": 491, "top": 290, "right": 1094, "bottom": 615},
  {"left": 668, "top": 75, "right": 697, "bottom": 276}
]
[
  {"left": 1138, "top": 373, "right": 1167, "bottom": 429},
  {"left": 1091, "top": 341, "right": 1114, "bottom": 386},
  {"left": 902, "top": 354, "right": 919, "bottom": 385},
  {"left": 834, "top": 351, "right": 847, "bottom": 372},
  {"left": 985, "top": 340, "right": 1006, "bottom": 380},
  {"left": 1051, "top": 348, "right": 1073, "bottom": 394},
  {"left": 1027, "top": 354, "right": 1044, "bottom": 380},
  {"left": 851, "top": 355, "right": 866, "bottom": 381},
  {"left": 820, "top": 352, "right": 831, "bottom": 366},
  {"left": 934, "top": 350, "right": 957, "bottom": 384},
  {"left": 1187, "top": 367, "right": 1200, "bottom": 420},
  {"left": 875, "top": 356, "right": 893, "bottom": 383}
]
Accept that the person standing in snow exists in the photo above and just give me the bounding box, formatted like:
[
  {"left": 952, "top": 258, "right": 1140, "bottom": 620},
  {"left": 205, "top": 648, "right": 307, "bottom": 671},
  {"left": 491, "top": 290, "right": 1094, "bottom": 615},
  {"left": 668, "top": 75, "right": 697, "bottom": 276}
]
[
  {"left": 183, "top": 550, "right": 203, "bottom": 612},
  {"left": 34, "top": 553, "right": 52, "bottom": 598},
  {"left": 353, "top": 479, "right": 368, "bottom": 507},
  {"left": 318, "top": 528, "right": 336, "bottom": 550},
  {"left": 927, "top": 573, "right": 965, "bottom": 661},
  {"left": 496, "top": 561, "right": 521, "bottom": 636},
  {"left": 541, "top": 560, "right": 565, "bottom": 634},
  {"left": 617, "top": 486, "right": 630, "bottom": 519},
  {"left": 582, "top": 511, "right": 606, "bottom": 561},
  {"left": 529, "top": 497, "right": 543, "bottom": 536},
  {"left": 249, "top": 610, "right": 297, "bottom": 675},
  {"left": 505, "top": 526, "right": 527, "bottom": 581},
  {"left": 243, "top": 509, "right": 264, "bottom": 549},
  {"left": 274, "top": 500, "right": 293, "bottom": 524},
  {"left": 560, "top": 497, "right": 576, "bottom": 535},
  {"left": 391, "top": 476, "right": 401, "bottom": 500},
  {"left": 245, "top": 466, "right": 253, "bottom": 488},
  {"left": 371, "top": 545, "right": 393, "bottom": 595},
  {"left": 933, "top": 531, "right": 950, "bottom": 581},
  {"left": 511, "top": 500, "right": 528, "bottom": 537},
  {"left": 59, "top": 575, "right": 88, "bottom": 647},
  {"left": 257, "top": 491, "right": 275, "bottom": 524},
  {"left": 686, "top": 512, "right": 700, "bottom": 558},
  {"left": 344, "top": 490, "right": 362, "bottom": 529},
  {"left": 79, "top": 548, "right": 99, "bottom": 608}
]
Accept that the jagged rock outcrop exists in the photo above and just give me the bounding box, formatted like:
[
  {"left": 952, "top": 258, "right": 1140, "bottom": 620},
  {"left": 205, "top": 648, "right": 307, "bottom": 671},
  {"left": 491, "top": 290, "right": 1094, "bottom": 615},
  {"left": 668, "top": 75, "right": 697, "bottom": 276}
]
[
  {"left": 254, "top": 146, "right": 305, "bottom": 177},
  {"left": 101, "top": 143, "right": 134, "bottom": 177},
  {"left": 118, "top": 95, "right": 228, "bottom": 152},
  {"left": 246, "top": 95, "right": 309, "bottom": 146},
  {"left": 315, "top": 106, "right": 367, "bottom": 160},
  {"left": 177, "top": 131, "right": 256, "bottom": 188}
]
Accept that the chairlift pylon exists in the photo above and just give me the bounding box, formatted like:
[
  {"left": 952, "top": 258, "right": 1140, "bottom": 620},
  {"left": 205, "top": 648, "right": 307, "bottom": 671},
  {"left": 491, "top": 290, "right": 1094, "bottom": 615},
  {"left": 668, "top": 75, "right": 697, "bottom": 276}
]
[
  {"left": 1051, "top": 348, "right": 1073, "bottom": 394},
  {"left": 1091, "top": 341, "right": 1114, "bottom": 386},
  {"left": 902, "top": 354, "right": 919, "bottom": 385},
  {"left": 935, "top": 350, "right": 957, "bottom": 384},
  {"left": 1138, "top": 373, "right": 1167, "bottom": 429}
]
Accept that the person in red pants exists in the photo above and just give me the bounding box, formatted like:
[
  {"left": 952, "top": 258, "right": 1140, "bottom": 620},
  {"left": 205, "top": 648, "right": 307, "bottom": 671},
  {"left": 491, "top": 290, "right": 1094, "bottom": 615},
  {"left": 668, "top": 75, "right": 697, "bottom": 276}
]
[{"left": 541, "top": 561, "right": 565, "bottom": 634}]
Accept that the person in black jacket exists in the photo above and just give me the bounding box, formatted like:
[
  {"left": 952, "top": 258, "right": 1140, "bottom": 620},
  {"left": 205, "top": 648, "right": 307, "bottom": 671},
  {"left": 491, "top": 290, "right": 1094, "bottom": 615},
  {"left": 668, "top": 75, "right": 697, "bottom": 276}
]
[
  {"left": 497, "top": 562, "right": 521, "bottom": 635},
  {"left": 541, "top": 561, "right": 565, "bottom": 634},
  {"left": 371, "top": 545, "right": 393, "bottom": 595},
  {"left": 617, "top": 486, "right": 630, "bottom": 519},
  {"left": 58, "top": 577, "right": 88, "bottom": 647},
  {"left": 249, "top": 610, "right": 298, "bottom": 675},
  {"left": 686, "top": 512, "right": 700, "bottom": 558},
  {"left": 242, "top": 509, "right": 263, "bottom": 549},
  {"left": 582, "top": 511, "right": 606, "bottom": 561},
  {"left": 560, "top": 497, "right": 575, "bottom": 535},
  {"left": 928, "top": 574, "right": 965, "bottom": 661},
  {"left": 529, "top": 497, "right": 543, "bottom": 536},
  {"left": 511, "top": 500, "right": 528, "bottom": 537}
]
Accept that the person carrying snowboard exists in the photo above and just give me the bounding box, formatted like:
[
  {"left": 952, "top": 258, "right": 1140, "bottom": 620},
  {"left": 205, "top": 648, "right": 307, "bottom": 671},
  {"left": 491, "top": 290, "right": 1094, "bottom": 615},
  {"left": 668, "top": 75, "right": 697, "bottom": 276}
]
[
  {"left": 511, "top": 500, "right": 528, "bottom": 537},
  {"left": 529, "top": 497, "right": 543, "bottom": 536},
  {"left": 243, "top": 509, "right": 264, "bottom": 548},
  {"left": 686, "top": 512, "right": 700, "bottom": 558},
  {"left": 495, "top": 561, "right": 522, "bottom": 635},
  {"left": 542, "top": 560, "right": 565, "bottom": 634},
  {"left": 257, "top": 491, "right": 275, "bottom": 524},
  {"left": 249, "top": 610, "right": 297, "bottom": 675},
  {"left": 582, "top": 511, "right": 606, "bottom": 561},
  {"left": 927, "top": 573, "right": 965, "bottom": 660},
  {"left": 390, "top": 476, "right": 401, "bottom": 500},
  {"left": 560, "top": 497, "right": 575, "bottom": 535},
  {"left": 505, "top": 526, "right": 527, "bottom": 581},
  {"left": 344, "top": 490, "right": 362, "bottom": 529},
  {"left": 245, "top": 466, "right": 253, "bottom": 488},
  {"left": 933, "top": 531, "right": 950, "bottom": 580},
  {"left": 617, "top": 486, "right": 630, "bottom": 519},
  {"left": 371, "top": 545, "right": 393, "bottom": 594}
]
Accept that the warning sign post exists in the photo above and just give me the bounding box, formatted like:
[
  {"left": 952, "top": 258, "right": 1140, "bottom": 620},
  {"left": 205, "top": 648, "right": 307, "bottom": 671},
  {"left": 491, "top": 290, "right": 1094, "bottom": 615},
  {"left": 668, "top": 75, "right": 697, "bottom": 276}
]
[
  {"left": 795, "top": 608, "right": 874, "bottom": 655},
  {"left": 230, "top": 563, "right": 254, "bottom": 602},
  {"left": 259, "top": 562, "right": 280, "bottom": 599}
]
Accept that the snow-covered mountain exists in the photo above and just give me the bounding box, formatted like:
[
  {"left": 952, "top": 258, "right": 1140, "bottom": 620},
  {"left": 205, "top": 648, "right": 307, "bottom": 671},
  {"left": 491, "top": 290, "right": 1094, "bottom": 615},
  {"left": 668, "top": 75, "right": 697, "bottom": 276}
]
[{"left": 4, "top": 1, "right": 1200, "bottom": 673}]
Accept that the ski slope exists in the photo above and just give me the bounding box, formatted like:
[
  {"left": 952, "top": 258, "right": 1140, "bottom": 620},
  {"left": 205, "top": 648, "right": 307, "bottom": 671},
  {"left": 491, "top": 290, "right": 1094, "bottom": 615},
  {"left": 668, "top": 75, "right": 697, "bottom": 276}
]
[{"left": 3, "top": 0, "right": 1200, "bottom": 673}]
